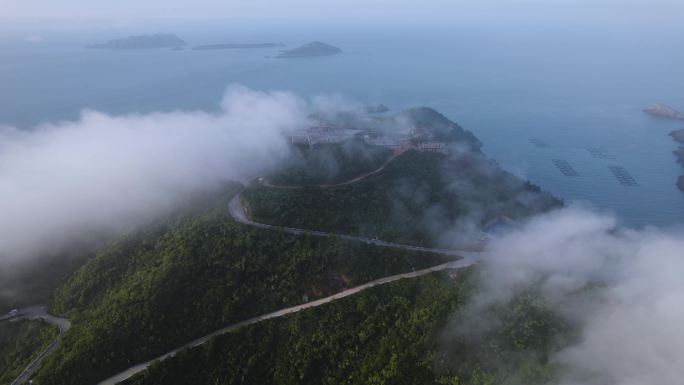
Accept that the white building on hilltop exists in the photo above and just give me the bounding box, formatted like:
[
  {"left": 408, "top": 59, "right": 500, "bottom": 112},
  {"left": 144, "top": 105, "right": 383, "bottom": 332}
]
[{"left": 417, "top": 142, "right": 447, "bottom": 154}]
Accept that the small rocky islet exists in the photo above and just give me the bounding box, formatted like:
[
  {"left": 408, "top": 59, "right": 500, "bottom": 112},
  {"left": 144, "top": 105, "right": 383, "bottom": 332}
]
[{"left": 276, "top": 41, "right": 342, "bottom": 58}]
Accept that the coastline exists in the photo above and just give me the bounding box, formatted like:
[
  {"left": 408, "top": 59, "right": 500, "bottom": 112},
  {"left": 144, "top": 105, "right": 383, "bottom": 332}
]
[{"left": 670, "top": 130, "right": 684, "bottom": 193}]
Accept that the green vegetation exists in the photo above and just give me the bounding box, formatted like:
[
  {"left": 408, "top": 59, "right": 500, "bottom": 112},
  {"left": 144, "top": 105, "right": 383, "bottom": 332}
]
[
  {"left": 124, "top": 271, "right": 571, "bottom": 385},
  {"left": 0, "top": 319, "right": 57, "bottom": 384},
  {"left": 268, "top": 104, "right": 484, "bottom": 187},
  {"left": 435, "top": 293, "right": 573, "bottom": 384},
  {"left": 31, "top": 184, "right": 449, "bottom": 385},
  {"left": 245, "top": 150, "right": 559, "bottom": 246},
  {"left": 7, "top": 107, "right": 566, "bottom": 385},
  {"left": 268, "top": 138, "right": 393, "bottom": 186}
]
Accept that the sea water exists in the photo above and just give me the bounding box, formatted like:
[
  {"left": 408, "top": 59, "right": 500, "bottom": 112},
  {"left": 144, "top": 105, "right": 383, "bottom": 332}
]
[{"left": 1, "top": 23, "right": 682, "bottom": 228}]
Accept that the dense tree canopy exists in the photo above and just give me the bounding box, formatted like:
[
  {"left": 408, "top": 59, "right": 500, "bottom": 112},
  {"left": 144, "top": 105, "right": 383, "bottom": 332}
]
[
  {"left": 0, "top": 319, "right": 57, "bottom": 384},
  {"left": 31, "top": 185, "right": 448, "bottom": 385},
  {"left": 125, "top": 272, "right": 571, "bottom": 385},
  {"left": 245, "top": 150, "right": 559, "bottom": 247}
]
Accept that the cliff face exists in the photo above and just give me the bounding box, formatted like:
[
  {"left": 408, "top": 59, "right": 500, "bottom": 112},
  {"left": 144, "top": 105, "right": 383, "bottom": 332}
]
[
  {"left": 678, "top": 176, "right": 684, "bottom": 193},
  {"left": 644, "top": 103, "right": 684, "bottom": 121}
]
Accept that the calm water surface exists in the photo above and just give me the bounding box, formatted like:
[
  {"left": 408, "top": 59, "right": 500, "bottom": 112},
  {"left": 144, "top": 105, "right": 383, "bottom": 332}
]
[{"left": 1, "top": 25, "right": 682, "bottom": 228}]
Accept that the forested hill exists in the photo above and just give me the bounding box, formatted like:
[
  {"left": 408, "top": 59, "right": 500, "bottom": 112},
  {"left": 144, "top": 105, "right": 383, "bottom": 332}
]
[
  {"left": 28, "top": 185, "right": 448, "bottom": 385},
  {"left": 3, "top": 107, "right": 569, "bottom": 385},
  {"left": 245, "top": 107, "right": 555, "bottom": 248},
  {"left": 124, "top": 272, "right": 571, "bottom": 385},
  {"left": 244, "top": 150, "right": 559, "bottom": 248}
]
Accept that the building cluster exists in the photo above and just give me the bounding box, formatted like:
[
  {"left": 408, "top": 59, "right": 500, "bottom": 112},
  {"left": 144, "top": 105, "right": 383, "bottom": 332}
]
[
  {"left": 289, "top": 124, "right": 362, "bottom": 147},
  {"left": 290, "top": 121, "right": 447, "bottom": 155},
  {"left": 417, "top": 142, "right": 447, "bottom": 154}
]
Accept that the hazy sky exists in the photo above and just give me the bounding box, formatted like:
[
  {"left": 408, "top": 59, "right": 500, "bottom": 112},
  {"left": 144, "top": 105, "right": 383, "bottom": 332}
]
[{"left": 2, "top": 0, "right": 682, "bottom": 25}]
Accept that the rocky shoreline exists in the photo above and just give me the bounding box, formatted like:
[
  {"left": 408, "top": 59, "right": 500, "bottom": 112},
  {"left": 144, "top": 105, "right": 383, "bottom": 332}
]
[
  {"left": 670, "top": 128, "right": 684, "bottom": 144},
  {"left": 670, "top": 129, "right": 684, "bottom": 192},
  {"left": 674, "top": 147, "right": 684, "bottom": 166}
]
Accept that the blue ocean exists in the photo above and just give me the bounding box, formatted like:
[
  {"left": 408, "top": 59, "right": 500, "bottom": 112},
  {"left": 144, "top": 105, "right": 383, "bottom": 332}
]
[{"left": 1, "top": 23, "right": 683, "bottom": 228}]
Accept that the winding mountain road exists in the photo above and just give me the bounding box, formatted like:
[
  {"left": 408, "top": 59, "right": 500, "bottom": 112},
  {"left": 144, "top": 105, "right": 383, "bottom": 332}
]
[
  {"left": 96, "top": 257, "right": 476, "bottom": 385},
  {"left": 258, "top": 149, "right": 407, "bottom": 189},
  {"left": 0, "top": 305, "right": 71, "bottom": 385},
  {"left": 96, "top": 195, "right": 481, "bottom": 384},
  {"left": 229, "top": 194, "right": 478, "bottom": 258}
]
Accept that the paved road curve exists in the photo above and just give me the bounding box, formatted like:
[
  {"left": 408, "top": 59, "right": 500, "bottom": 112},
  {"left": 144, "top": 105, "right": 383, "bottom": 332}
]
[
  {"left": 229, "top": 194, "right": 480, "bottom": 259},
  {"left": 96, "top": 196, "right": 481, "bottom": 384},
  {"left": 96, "top": 258, "right": 476, "bottom": 385},
  {"left": 259, "top": 149, "right": 407, "bottom": 189},
  {"left": 0, "top": 306, "right": 71, "bottom": 385}
]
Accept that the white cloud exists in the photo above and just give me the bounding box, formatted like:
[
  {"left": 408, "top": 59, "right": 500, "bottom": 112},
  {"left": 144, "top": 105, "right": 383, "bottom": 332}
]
[
  {"left": 456, "top": 206, "right": 684, "bottom": 384},
  {"left": 0, "top": 85, "right": 305, "bottom": 266}
]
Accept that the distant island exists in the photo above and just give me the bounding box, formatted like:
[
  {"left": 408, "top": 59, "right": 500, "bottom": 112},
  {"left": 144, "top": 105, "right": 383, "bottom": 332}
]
[
  {"left": 193, "top": 43, "right": 285, "bottom": 50},
  {"left": 643, "top": 103, "right": 684, "bottom": 121},
  {"left": 86, "top": 34, "right": 187, "bottom": 50},
  {"left": 678, "top": 176, "right": 684, "bottom": 192},
  {"left": 276, "top": 41, "right": 342, "bottom": 58}
]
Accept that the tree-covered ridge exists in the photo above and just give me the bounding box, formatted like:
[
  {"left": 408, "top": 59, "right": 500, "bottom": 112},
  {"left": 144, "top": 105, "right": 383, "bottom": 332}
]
[
  {"left": 267, "top": 106, "right": 481, "bottom": 187},
  {"left": 123, "top": 271, "right": 571, "bottom": 385},
  {"left": 32, "top": 185, "right": 449, "bottom": 385},
  {"left": 267, "top": 138, "right": 394, "bottom": 186},
  {"left": 320, "top": 107, "right": 481, "bottom": 150},
  {"left": 123, "top": 273, "right": 467, "bottom": 385},
  {"left": 244, "top": 150, "right": 559, "bottom": 247},
  {"left": 0, "top": 319, "right": 57, "bottom": 384},
  {"left": 16, "top": 106, "right": 563, "bottom": 385}
]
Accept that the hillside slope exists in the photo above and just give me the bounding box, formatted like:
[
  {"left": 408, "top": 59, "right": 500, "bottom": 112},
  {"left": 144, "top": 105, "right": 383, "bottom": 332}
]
[
  {"left": 31, "top": 185, "right": 448, "bottom": 385},
  {"left": 124, "top": 272, "right": 570, "bottom": 385},
  {"left": 245, "top": 150, "right": 559, "bottom": 247}
]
